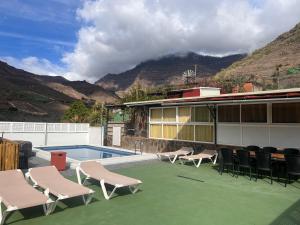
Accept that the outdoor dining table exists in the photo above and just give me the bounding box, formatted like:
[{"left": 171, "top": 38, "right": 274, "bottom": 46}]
[{"left": 233, "top": 150, "right": 285, "bottom": 161}]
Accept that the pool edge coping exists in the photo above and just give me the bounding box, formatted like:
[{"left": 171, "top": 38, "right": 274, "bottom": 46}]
[{"left": 33, "top": 145, "right": 157, "bottom": 169}]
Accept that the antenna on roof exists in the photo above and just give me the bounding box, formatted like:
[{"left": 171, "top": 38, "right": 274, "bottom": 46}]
[{"left": 182, "top": 69, "right": 196, "bottom": 85}]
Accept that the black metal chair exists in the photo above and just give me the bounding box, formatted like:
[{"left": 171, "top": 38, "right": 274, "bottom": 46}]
[
  {"left": 236, "top": 149, "right": 253, "bottom": 180},
  {"left": 284, "top": 155, "right": 300, "bottom": 187},
  {"left": 256, "top": 151, "right": 274, "bottom": 184},
  {"left": 262, "top": 147, "right": 277, "bottom": 153},
  {"left": 219, "top": 148, "right": 235, "bottom": 176},
  {"left": 284, "top": 148, "right": 300, "bottom": 156},
  {"left": 245, "top": 145, "right": 261, "bottom": 152}
]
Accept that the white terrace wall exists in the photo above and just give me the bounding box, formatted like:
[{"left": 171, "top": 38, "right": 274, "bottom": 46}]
[
  {"left": 217, "top": 124, "right": 300, "bottom": 148},
  {"left": 0, "top": 122, "right": 104, "bottom": 147}
]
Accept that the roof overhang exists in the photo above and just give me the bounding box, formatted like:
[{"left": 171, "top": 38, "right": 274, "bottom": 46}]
[{"left": 124, "top": 88, "right": 300, "bottom": 107}]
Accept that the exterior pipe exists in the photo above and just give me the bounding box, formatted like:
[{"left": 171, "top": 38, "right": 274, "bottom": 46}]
[{"left": 213, "top": 106, "right": 217, "bottom": 146}]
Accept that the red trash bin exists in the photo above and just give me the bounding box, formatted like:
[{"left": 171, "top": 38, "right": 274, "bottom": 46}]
[{"left": 51, "top": 151, "right": 66, "bottom": 171}]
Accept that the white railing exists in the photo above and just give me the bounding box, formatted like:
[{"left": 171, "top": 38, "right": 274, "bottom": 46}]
[
  {"left": 0, "top": 122, "right": 89, "bottom": 133},
  {"left": 0, "top": 122, "right": 102, "bottom": 147}
]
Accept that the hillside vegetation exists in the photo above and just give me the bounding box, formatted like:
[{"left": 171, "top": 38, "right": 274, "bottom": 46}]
[{"left": 215, "top": 23, "right": 300, "bottom": 89}]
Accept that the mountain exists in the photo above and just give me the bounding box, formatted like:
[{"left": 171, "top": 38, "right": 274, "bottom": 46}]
[
  {"left": 33, "top": 75, "right": 118, "bottom": 103},
  {"left": 215, "top": 23, "right": 300, "bottom": 88},
  {"left": 0, "top": 61, "right": 118, "bottom": 122},
  {"left": 95, "top": 52, "right": 245, "bottom": 95}
]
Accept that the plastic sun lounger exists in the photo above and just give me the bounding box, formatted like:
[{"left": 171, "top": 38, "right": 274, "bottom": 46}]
[
  {"left": 179, "top": 150, "right": 218, "bottom": 168},
  {"left": 26, "top": 166, "right": 94, "bottom": 210},
  {"left": 157, "top": 147, "right": 194, "bottom": 164},
  {"left": 76, "top": 161, "right": 142, "bottom": 200},
  {"left": 0, "top": 170, "right": 54, "bottom": 225}
]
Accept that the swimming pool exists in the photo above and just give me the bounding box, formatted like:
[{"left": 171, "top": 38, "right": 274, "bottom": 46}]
[{"left": 37, "top": 145, "right": 136, "bottom": 161}]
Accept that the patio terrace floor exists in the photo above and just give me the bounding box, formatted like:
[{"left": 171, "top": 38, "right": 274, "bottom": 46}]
[{"left": 5, "top": 161, "right": 300, "bottom": 225}]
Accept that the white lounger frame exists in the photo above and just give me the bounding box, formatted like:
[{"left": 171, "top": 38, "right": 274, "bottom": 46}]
[
  {"left": 179, "top": 153, "right": 218, "bottom": 168},
  {"left": 0, "top": 198, "right": 54, "bottom": 225},
  {"left": 25, "top": 167, "right": 94, "bottom": 212},
  {"left": 76, "top": 164, "right": 141, "bottom": 200},
  {"left": 0, "top": 170, "right": 54, "bottom": 225},
  {"left": 157, "top": 150, "right": 194, "bottom": 164}
]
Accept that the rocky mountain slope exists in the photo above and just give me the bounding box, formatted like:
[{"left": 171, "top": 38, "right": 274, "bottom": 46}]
[
  {"left": 0, "top": 61, "right": 118, "bottom": 122},
  {"left": 95, "top": 52, "right": 245, "bottom": 95},
  {"left": 215, "top": 23, "right": 300, "bottom": 88}
]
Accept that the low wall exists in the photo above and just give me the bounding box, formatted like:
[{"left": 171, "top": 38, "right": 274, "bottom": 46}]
[
  {"left": 0, "top": 122, "right": 104, "bottom": 147},
  {"left": 107, "top": 135, "right": 217, "bottom": 153}
]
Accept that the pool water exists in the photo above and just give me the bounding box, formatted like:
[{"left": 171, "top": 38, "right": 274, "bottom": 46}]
[{"left": 37, "top": 145, "right": 135, "bottom": 161}]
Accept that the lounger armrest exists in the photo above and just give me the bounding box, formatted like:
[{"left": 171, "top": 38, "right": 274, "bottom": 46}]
[{"left": 25, "top": 171, "right": 38, "bottom": 187}]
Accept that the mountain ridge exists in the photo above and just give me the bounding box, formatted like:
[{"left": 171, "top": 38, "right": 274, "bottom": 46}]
[
  {"left": 0, "top": 60, "right": 118, "bottom": 121},
  {"left": 95, "top": 52, "right": 246, "bottom": 95},
  {"left": 215, "top": 22, "right": 300, "bottom": 88}
]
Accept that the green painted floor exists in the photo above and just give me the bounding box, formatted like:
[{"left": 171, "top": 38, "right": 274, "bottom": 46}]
[{"left": 5, "top": 161, "right": 300, "bottom": 225}]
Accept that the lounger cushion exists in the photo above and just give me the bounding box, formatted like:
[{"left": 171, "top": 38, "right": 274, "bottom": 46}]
[
  {"left": 0, "top": 170, "right": 48, "bottom": 209},
  {"left": 29, "top": 166, "right": 92, "bottom": 198},
  {"left": 157, "top": 147, "right": 193, "bottom": 157},
  {"left": 180, "top": 150, "right": 216, "bottom": 160},
  {"left": 81, "top": 161, "right": 142, "bottom": 187}
]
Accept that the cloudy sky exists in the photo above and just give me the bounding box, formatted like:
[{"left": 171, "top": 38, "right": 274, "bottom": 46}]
[{"left": 0, "top": 0, "right": 300, "bottom": 82}]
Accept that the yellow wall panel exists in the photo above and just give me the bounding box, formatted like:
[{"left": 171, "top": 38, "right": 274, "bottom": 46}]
[
  {"left": 178, "top": 107, "right": 191, "bottom": 123},
  {"left": 195, "top": 125, "right": 213, "bottom": 142},
  {"left": 150, "top": 124, "right": 162, "bottom": 138},
  {"left": 163, "top": 125, "right": 177, "bottom": 139},
  {"left": 192, "top": 107, "right": 210, "bottom": 122},
  {"left": 178, "top": 125, "right": 194, "bottom": 141},
  {"left": 150, "top": 108, "right": 162, "bottom": 121},
  {"left": 163, "top": 108, "right": 176, "bottom": 122}
]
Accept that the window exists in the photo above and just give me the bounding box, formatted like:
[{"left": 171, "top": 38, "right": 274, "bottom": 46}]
[
  {"left": 163, "top": 108, "right": 176, "bottom": 122},
  {"left": 218, "top": 105, "right": 240, "bottom": 122},
  {"left": 192, "top": 106, "right": 210, "bottom": 122},
  {"left": 241, "top": 104, "right": 267, "bottom": 123},
  {"left": 150, "top": 124, "right": 162, "bottom": 138},
  {"left": 195, "top": 125, "right": 213, "bottom": 142},
  {"left": 163, "top": 125, "right": 177, "bottom": 139},
  {"left": 150, "top": 108, "right": 162, "bottom": 122},
  {"left": 178, "top": 125, "right": 194, "bottom": 141},
  {"left": 272, "top": 103, "right": 300, "bottom": 123},
  {"left": 178, "top": 107, "right": 191, "bottom": 123},
  {"left": 149, "top": 106, "right": 214, "bottom": 143}
]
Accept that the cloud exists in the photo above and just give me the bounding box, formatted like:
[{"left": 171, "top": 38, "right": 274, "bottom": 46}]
[
  {"left": 0, "top": 31, "right": 75, "bottom": 47},
  {"left": 2, "top": 0, "right": 300, "bottom": 83},
  {"left": 1, "top": 56, "right": 87, "bottom": 81},
  {"left": 61, "top": 0, "right": 300, "bottom": 82},
  {"left": 1, "top": 56, "right": 66, "bottom": 76}
]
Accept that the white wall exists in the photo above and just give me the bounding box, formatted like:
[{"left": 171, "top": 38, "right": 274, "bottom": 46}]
[
  {"left": 217, "top": 123, "right": 300, "bottom": 148},
  {"left": 3, "top": 132, "right": 46, "bottom": 146},
  {"left": 217, "top": 124, "right": 241, "bottom": 146},
  {"left": 89, "top": 127, "right": 104, "bottom": 146},
  {"left": 0, "top": 122, "right": 103, "bottom": 147},
  {"left": 47, "top": 133, "right": 89, "bottom": 146}
]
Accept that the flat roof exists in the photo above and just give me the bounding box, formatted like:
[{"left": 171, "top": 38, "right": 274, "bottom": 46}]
[
  {"left": 124, "top": 88, "right": 300, "bottom": 106},
  {"left": 168, "top": 86, "right": 221, "bottom": 92}
]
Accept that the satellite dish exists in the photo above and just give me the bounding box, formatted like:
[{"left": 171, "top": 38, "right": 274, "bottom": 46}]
[{"left": 182, "top": 69, "right": 196, "bottom": 84}]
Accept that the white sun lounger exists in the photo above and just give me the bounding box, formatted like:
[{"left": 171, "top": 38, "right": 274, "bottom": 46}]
[
  {"left": 26, "top": 166, "right": 94, "bottom": 210},
  {"left": 0, "top": 169, "right": 54, "bottom": 225},
  {"left": 76, "top": 161, "right": 142, "bottom": 200},
  {"left": 157, "top": 147, "right": 194, "bottom": 163},
  {"left": 179, "top": 150, "right": 218, "bottom": 167}
]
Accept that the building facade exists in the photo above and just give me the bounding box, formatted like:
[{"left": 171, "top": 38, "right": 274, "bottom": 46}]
[{"left": 107, "top": 88, "right": 300, "bottom": 152}]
